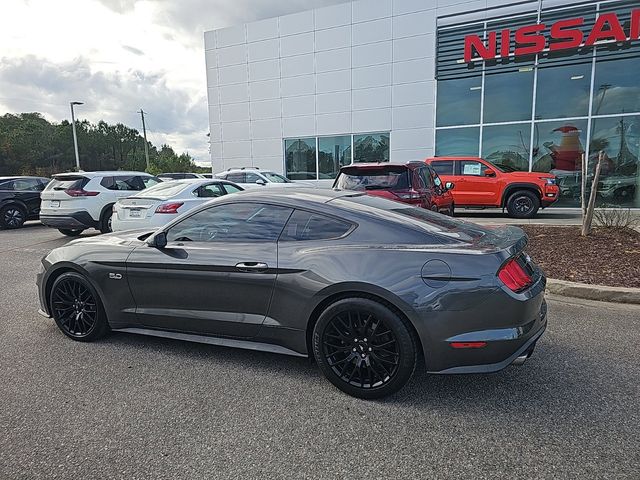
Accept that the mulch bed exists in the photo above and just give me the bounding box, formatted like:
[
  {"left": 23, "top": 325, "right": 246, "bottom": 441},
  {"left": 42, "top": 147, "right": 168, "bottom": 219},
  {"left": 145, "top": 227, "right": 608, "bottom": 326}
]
[{"left": 520, "top": 225, "right": 640, "bottom": 288}]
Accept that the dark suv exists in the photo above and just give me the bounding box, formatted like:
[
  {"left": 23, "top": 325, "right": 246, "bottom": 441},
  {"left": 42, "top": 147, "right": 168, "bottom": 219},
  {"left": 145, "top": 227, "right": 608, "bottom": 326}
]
[
  {"left": 333, "top": 162, "right": 455, "bottom": 215},
  {"left": 0, "top": 176, "right": 50, "bottom": 229}
]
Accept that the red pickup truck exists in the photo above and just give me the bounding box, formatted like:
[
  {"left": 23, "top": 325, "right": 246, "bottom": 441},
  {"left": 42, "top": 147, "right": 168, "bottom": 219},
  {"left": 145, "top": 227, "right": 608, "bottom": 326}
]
[{"left": 425, "top": 157, "right": 559, "bottom": 218}]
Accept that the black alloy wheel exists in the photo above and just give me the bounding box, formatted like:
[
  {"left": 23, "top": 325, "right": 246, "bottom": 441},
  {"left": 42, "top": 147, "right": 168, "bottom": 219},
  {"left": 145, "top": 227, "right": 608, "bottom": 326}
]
[
  {"left": 313, "top": 298, "right": 417, "bottom": 399},
  {"left": 506, "top": 190, "right": 540, "bottom": 219},
  {"left": 50, "top": 272, "right": 109, "bottom": 341},
  {"left": 100, "top": 208, "right": 113, "bottom": 234},
  {"left": 0, "top": 205, "right": 26, "bottom": 229}
]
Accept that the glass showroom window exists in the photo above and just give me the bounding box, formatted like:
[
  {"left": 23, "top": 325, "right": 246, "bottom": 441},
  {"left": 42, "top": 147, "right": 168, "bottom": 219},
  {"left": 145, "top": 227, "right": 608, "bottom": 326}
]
[
  {"left": 435, "top": 127, "right": 480, "bottom": 156},
  {"left": 592, "top": 56, "right": 640, "bottom": 116},
  {"left": 285, "top": 138, "right": 316, "bottom": 180},
  {"left": 436, "top": 76, "right": 482, "bottom": 127},
  {"left": 590, "top": 115, "right": 640, "bottom": 208},
  {"left": 483, "top": 68, "right": 534, "bottom": 123},
  {"left": 482, "top": 123, "right": 531, "bottom": 172},
  {"left": 354, "top": 133, "right": 389, "bottom": 163},
  {"left": 319, "top": 136, "right": 351, "bottom": 180},
  {"left": 535, "top": 63, "right": 592, "bottom": 120}
]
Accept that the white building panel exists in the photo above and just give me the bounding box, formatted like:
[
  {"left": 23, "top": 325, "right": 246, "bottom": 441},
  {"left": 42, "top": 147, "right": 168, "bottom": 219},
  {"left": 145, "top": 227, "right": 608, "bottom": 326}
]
[
  {"left": 280, "top": 32, "right": 314, "bottom": 58},
  {"left": 250, "top": 99, "right": 281, "bottom": 120},
  {"left": 249, "top": 59, "right": 280, "bottom": 82},
  {"left": 315, "top": 48, "right": 351, "bottom": 73},
  {"left": 317, "top": 112, "right": 351, "bottom": 136},
  {"left": 251, "top": 119, "right": 282, "bottom": 140},
  {"left": 281, "top": 54, "right": 315, "bottom": 78},
  {"left": 352, "top": 0, "right": 392, "bottom": 23},
  {"left": 247, "top": 17, "right": 278, "bottom": 42},
  {"left": 248, "top": 39, "right": 279, "bottom": 63},
  {"left": 316, "top": 91, "right": 352, "bottom": 114},
  {"left": 352, "top": 64, "right": 392, "bottom": 90},
  {"left": 316, "top": 70, "right": 351, "bottom": 94},
  {"left": 216, "top": 25, "right": 245, "bottom": 48},
  {"left": 249, "top": 79, "right": 279, "bottom": 101},
  {"left": 353, "top": 86, "right": 392, "bottom": 111},
  {"left": 282, "top": 95, "right": 315, "bottom": 117},
  {"left": 352, "top": 108, "right": 392, "bottom": 132},
  {"left": 216, "top": 44, "right": 247, "bottom": 67},
  {"left": 281, "top": 75, "right": 315, "bottom": 97},
  {"left": 219, "top": 84, "right": 249, "bottom": 104},
  {"left": 352, "top": 18, "right": 392, "bottom": 45},
  {"left": 352, "top": 41, "right": 392, "bottom": 68},
  {"left": 315, "top": 25, "right": 351, "bottom": 51},
  {"left": 279, "top": 10, "right": 315, "bottom": 36},
  {"left": 218, "top": 64, "right": 248, "bottom": 86},
  {"left": 222, "top": 121, "right": 251, "bottom": 142},
  {"left": 283, "top": 116, "right": 315, "bottom": 137},
  {"left": 315, "top": 3, "right": 351, "bottom": 29}
]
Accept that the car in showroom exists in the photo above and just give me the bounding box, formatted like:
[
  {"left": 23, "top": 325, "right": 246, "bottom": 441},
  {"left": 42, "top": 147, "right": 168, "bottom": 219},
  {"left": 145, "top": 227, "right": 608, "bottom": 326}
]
[
  {"left": 112, "top": 178, "right": 243, "bottom": 231},
  {"left": 39, "top": 171, "right": 161, "bottom": 236},
  {"left": 37, "top": 189, "right": 547, "bottom": 399},
  {"left": 215, "top": 167, "right": 312, "bottom": 189},
  {"left": 333, "top": 162, "right": 455, "bottom": 215},
  {"left": 426, "top": 157, "right": 559, "bottom": 218},
  {"left": 0, "top": 176, "right": 50, "bottom": 229}
]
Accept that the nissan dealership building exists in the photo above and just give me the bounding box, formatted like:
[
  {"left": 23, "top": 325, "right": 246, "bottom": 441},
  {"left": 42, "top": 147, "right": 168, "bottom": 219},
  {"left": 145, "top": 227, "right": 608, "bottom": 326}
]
[{"left": 204, "top": 0, "right": 639, "bottom": 207}]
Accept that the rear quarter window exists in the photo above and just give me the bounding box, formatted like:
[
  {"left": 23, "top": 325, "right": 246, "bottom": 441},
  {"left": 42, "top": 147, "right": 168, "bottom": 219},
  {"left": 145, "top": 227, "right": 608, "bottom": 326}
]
[{"left": 280, "top": 210, "right": 353, "bottom": 241}]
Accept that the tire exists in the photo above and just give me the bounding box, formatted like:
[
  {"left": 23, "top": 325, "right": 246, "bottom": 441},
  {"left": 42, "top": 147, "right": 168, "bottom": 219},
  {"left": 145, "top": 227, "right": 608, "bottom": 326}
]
[
  {"left": 49, "top": 272, "right": 109, "bottom": 342},
  {"left": 312, "top": 297, "right": 418, "bottom": 399},
  {"left": 506, "top": 190, "right": 540, "bottom": 219},
  {"left": 58, "top": 229, "right": 84, "bottom": 237},
  {"left": 0, "top": 204, "right": 26, "bottom": 229},
  {"left": 449, "top": 203, "right": 455, "bottom": 217},
  {"left": 99, "top": 207, "right": 113, "bottom": 234}
]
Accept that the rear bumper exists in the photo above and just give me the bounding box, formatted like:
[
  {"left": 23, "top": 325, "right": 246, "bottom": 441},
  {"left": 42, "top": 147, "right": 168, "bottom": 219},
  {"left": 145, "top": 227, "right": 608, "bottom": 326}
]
[{"left": 40, "top": 211, "right": 98, "bottom": 230}]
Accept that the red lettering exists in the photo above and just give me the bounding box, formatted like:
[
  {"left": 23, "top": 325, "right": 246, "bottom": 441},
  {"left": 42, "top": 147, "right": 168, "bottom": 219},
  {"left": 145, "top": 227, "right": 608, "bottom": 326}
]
[
  {"left": 514, "top": 24, "right": 546, "bottom": 56},
  {"left": 550, "top": 17, "right": 584, "bottom": 51},
  {"left": 464, "top": 31, "right": 497, "bottom": 62},
  {"left": 631, "top": 9, "right": 640, "bottom": 40},
  {"left": 500, "top": 28, "right": 511, "bottom": 57},
  {"left": 585, "top": 12, "right": 627, "bottom": 45}
]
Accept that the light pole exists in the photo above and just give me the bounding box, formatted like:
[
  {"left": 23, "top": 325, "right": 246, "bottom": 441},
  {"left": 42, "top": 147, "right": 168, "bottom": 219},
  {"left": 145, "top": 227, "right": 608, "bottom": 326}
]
[{"left": 70, "top": 101, "right": 83, "bottom": 171}]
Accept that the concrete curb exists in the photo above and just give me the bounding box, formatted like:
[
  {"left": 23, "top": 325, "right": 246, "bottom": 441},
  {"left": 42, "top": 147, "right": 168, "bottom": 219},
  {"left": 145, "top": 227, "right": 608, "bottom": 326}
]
[{"left": 546, "top": 278, "right": 640, "bottom": 305}]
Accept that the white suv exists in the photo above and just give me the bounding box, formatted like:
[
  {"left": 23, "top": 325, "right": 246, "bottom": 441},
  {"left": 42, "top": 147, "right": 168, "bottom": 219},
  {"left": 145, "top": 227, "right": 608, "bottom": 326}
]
[
  {"left": 40, "top": 171, "right": 161, "bottom": 236},
  {"left": 215, "top": 167, "right": 311, "bottom": 189}
]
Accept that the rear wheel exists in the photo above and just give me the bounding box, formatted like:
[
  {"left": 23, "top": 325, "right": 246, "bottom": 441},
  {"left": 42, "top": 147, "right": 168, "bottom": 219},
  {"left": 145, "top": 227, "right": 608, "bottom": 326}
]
[
  {"left": 506, "top": 190, "right": 540, "bottom": 219},
  {"left": 99, "top": 207, "right": 113, "bottom": 234},
  {"left": 313, "top": 297, "right": 418, "bottom": 399},
  {"left": 58, "top": 229, "right": 83, "bottom": 237},
  {"left": 0, "top": 204, "right": 26, "bottom": 229},
  {"left": 50, "top": 272, "right": 109, "bottom": 342}
]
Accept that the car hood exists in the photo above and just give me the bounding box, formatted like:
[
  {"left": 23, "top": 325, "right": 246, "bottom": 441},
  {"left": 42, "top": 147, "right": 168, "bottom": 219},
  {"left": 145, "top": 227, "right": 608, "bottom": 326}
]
[{"left": 67, "top": 228, "right": 155, "bottom": 247}]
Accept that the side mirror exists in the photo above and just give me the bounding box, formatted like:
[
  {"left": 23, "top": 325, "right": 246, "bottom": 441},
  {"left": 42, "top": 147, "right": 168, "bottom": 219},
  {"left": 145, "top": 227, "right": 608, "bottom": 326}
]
[
  {"left": 149, "top": 231, "right": 167, "bottom": 249},
  {"left": 255, "top": 179, "right": 267, "bottom": 186},
  {"left": 484, "top": 168, "right": 496, "bottom": 177},
  {"left": 445, "top": 181, "right": 454, "bottom": 190}
]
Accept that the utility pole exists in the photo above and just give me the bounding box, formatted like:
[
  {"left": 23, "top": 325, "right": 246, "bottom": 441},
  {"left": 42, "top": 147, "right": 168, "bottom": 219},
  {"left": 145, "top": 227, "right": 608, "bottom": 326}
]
[
  {"left": 138, "top": 109, "right": 150, "bottom": 171},
  {"left": 70, "top": 101, "right": 83, "bottom": 171}
]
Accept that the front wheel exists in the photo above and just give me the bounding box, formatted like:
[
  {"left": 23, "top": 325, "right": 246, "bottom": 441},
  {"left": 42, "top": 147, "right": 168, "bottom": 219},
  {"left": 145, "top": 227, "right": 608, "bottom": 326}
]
[
  {"left": 506, "top": 190, "right": 540, "bottom": 219},
  {"left": 313, "top": 297, "right": 418, "bottom": 399},
  {"left": 50, "top": 272, "right": 109, "bottom": 342},
  {"left": 58, "top": 229, "right": 84, "bottom": 237}
]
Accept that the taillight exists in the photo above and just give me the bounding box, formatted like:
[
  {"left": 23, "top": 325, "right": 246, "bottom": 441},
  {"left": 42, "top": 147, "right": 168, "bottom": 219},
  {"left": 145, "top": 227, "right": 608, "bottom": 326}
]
[
  {"left": 64, "top": 189, "right": 100, "bottom": 197},
  {"left": 498, "top": 257, "right": 533, "bottom": 292},
  {"left": 155, "top": 202, "right": 184, "bottom": 214},
  {"left": 394, "top": 190, "right": 420, "bottom": 200}
]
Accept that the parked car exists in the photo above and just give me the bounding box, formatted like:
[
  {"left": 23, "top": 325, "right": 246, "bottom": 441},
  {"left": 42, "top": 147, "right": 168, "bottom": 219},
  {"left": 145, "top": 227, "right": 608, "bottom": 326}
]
[
  {"left": 332, "top": 162, "right": 455, "bottom": 215},
  {"left": 157, "top": 173, "right": 205, "bottom": 181},
  {"left": 37, "top": 189, "right": 546, "bottom": 399},
  {"left": 215, "top": 167, "right": 311, "bottom": 189},
  {"left": 0, "top": 176, "right": 50, "bottom": 229},
  {"left": 426, "top": 157, "right": 559, "bottom": 218},
  {"left": 40, "top": 171, "right": 161, "bottom": 236},
  {"left": 112, "top": 178, "right": 243, "bottom": 232}
]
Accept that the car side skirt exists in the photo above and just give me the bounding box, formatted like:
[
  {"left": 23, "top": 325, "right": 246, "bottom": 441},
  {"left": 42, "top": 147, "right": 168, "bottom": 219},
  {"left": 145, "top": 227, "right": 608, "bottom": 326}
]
[{"left": 112, "top": 327, "right": 308, "bottom": 358}]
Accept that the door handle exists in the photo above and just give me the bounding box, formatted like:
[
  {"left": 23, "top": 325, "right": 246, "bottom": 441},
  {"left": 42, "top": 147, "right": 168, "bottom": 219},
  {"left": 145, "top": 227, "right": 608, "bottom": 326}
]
[{"left": 235, "top": 262, "right": 269, "bottom": 272}]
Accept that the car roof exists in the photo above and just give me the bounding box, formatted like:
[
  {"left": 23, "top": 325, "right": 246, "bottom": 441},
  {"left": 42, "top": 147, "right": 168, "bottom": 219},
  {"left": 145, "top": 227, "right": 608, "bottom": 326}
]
[
  {"left": 0, "top": 176, "right": 48, "bottom": 180},
  {"left": 52, "top": 171, "right": 153, "bottom": 178},
  {"left": 230, "top": 188, "right": 363, "bottom": 205},
  {"left": 427, "top": 156, "right": 483, "bottom": 161},
  {"left": 340, "top": 162, "right": 422, "bottom": 170}
]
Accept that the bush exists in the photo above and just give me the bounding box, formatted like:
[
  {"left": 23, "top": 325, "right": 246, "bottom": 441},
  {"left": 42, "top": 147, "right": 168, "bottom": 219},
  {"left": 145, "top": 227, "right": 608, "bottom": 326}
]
[{"left": 593, "top": 204, "right": 640, "bottom": 230}]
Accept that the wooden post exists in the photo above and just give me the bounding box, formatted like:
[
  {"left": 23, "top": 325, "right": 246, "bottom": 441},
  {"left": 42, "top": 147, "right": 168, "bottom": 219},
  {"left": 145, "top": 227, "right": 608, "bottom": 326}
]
[
  {"left": 580, "top": 152, "right": 586, "bottom": 216},
  {"left": 581, "top": 150, "right": 603, "bottom": 236}
]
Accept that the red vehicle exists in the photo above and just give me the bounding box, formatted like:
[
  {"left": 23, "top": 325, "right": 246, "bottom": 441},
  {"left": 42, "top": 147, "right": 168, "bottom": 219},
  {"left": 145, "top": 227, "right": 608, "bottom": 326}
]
[
  {"left": 333, "top": 162, "right": 455, "bottom": 215},
  {"left": 425, "top": 157, "right": 559, "bottom": 218}
]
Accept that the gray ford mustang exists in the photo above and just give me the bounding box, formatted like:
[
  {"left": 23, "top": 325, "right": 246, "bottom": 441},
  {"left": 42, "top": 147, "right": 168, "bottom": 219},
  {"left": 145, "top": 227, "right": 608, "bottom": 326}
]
[{"left": 37, "top": 189, "right": 547, "bottom": 399}]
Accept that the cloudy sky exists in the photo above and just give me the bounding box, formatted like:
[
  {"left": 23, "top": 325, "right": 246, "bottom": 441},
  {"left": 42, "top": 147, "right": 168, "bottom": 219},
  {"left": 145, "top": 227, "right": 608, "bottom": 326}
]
[{"left": 0, "top": 0, "right": 344, "bottom": 164}]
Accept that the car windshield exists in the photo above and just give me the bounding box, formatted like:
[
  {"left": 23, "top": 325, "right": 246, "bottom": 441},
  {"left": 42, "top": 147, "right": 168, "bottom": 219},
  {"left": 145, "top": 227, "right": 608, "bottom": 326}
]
[
  {"left": 133, "top": 181, "right": 189, "bottom": 198},
  {"left": 333, "top": 194, "right": 493, "bottom": 243},
  {"left": 335, "top": 167, "right": 410, "bottom": 191},
  {"left": 262, "top": 172, "right": 291, "bottom": 183},
  {"left": 483, "top": 160, "right": 506, "bottom": 173}
]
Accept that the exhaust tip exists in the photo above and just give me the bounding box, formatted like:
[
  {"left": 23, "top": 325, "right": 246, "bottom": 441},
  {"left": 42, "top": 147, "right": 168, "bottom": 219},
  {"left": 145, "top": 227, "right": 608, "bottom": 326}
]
[{"left": 512, "top": 343, "right": 536, "bottom": 366}]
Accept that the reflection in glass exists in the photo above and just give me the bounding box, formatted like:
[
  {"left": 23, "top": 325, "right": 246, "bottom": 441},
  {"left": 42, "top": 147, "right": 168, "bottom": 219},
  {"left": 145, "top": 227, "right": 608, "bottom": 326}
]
[
  {"left": 535, "top": 64, "right": 591, "bottom": 119},
  {"left": 436, "top": 76, "right": 482, "bottom": 126},
  {"left": 483, "top": 69, "right": 534, "bottom": 123},
  {"left": 285, "top": 138, "right": 317, "bottom": 180},
  {"left": 532, "top": 120, "right": 587, "bottom": 207},
  {"left": 318, "top": 136, "right": 351, "bottom": 179},
  {"left": 592, "top": 56, "right": 640, "bottom": 116},
  {"left": 435, "top": 127, "right": 479, "bottom": 157},
  {"left": 354, "top": 133, "right": 389, "bottom": 163},
  {"left": 481, "top": 123, "right": 531, "bottom": 171},
  {"left": 590, "top": 116, "right": 640, "bottom": 207}
]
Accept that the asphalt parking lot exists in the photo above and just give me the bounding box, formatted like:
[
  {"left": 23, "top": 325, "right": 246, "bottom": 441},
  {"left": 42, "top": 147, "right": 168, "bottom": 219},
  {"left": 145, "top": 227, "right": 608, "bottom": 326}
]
[{"left": 1, "top": 223, "right": 639, "bottom": 479}]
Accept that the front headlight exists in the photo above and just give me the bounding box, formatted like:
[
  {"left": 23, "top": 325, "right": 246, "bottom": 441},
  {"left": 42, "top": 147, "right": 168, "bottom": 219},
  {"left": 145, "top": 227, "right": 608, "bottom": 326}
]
[{"left": 541, "top": 177, "right": 556, "bottom": 185}]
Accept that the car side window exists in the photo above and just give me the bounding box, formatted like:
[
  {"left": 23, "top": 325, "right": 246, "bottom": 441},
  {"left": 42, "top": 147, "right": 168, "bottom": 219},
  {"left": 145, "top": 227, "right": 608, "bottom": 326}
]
[
  {"left": 222, "top": 183, "right": 242, "bottom": 194},
  {"left": 0, "top": 180, "right": 14, "bottom": 190},
  {"left": 142, "top": 176, "right": 161, "bottom": 188},
  {"left": 245, "top": 172, "right": 261, "bottom": 183},
  {"left": 226, "top": 173, "right": 245, "bottom": 183},
  {"left": 418, "top": 167, "right": 434, "bottom": 189},
  {"left": 11, "top": 178, "right": 42, "bottom": 191},
  {"left": 111, "top": 175, "right": 145, "bottom": 191},
  {"left": 459, "top": 161, "right": 487, "bottom": 177},
  {"left": 280, "top": 210, "right": 353, "bottom": 241},
  {"left": 431, "top": 161, "right": 454, "bottom": 175},
  {"left": 166, "top": 203, "right": 293, "bottom": 243},
  {"left": 194, "top": 184, "right": 225, "bottom": 198}
]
